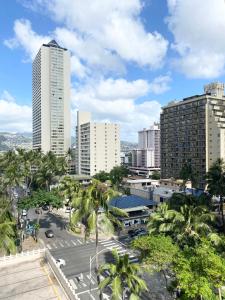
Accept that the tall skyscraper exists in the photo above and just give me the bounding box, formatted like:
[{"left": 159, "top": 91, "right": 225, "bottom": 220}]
[
  {"left": 32, "top": 40, "right": 71, "bottom": 156},
  {"left": 132, "top": 123, "right": 160, "bottom": 168},
  {"left": 161, "top": 82, "right": 225, "bottom": 188},
  {"left": 76, "top": 111, "right": 120, "bottom": 176}
]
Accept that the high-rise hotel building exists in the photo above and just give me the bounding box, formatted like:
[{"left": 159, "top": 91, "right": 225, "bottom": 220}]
[
  {"left": 32, "top": 40, "right": 71, "bottom": 156},
  {"left": 76, "top": 111, "right": 120, "bottom": 176},
  {"left": 161, "top": 82, "right": 225, "bottom": 188},
  {"left": 132, "top": 123, "right": 160, "bottom": 168}
]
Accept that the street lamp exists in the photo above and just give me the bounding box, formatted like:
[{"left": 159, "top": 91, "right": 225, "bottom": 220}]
[{"left": 89, "top": 247, "right": 108, "bottom": 298}]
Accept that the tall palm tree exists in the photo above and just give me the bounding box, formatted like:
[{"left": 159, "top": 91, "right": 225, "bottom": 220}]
[
  {"left": 0, "top": 198, "right": 16, "bottom": 254},
  {"left": 99, "top": 249, "right": 147, "bottom": 299},
  {"left": 59, "top": 176, "right": 80, "bottom": 225},
  {"left": 71, "top": 180, "right": 127, "bottom": 298},
  {"left": 206, "top": 158, "right": 225, "bottom": 231},
  {"left": 148, "top": 203, "right": 216, "bottom": 247}
]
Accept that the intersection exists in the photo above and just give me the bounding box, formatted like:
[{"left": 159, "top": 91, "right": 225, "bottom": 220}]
[{"left": 27, "top": 208, "right": 139, "bottom": 300}]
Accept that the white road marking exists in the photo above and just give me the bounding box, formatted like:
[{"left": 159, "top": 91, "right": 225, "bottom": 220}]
[
  {"left": 76, "top": 287, "right": 98, "bottom": 295},
  {"left": 88, "top": 291, "right": 96, "bottom": 300},
  {"left": 65, "top": 240, "right": 70, "bottom": 246},
  {"left": 107, "top": 245, "right": 121, "bottom": 250},
  {"left": 46, "top": 244, "right": 52, "bottom": 249},
  {"left": 71, "top": 240, "right": 77, "bottom": 246},
  {"left": 87, "top": 274, "right": 96, "bottom": 285},
  {"left": 102, "top": 242, "right": 116, "bottom": 247},
  {"left": 69, "top": 279, "right": 78, "bottom": 290},
  {"left": 77, "top": 239, "right": 82, "bottom": 244},
  {"left": 100, "top": 240, "right": 114, "bottom": 245},
  {"left": 52, "top": 243, "right": 57, "bottom": 249},
  {"left": 59, "top": 241, "right": 64, "bottom": 247}
]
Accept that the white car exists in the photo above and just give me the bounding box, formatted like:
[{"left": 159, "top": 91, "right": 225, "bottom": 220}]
[
  {"left": 55, "top": 258, "right": 66, "bottom": 268},
  {"left": 22, "top": 209, "right": 27, "bottom": 217}
]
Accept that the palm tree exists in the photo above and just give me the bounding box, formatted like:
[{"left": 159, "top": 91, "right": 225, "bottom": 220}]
[
  {"left": 206, "top": 158, "right": 225, "bottom": 231},
  {"left": 59, "top": 176, "right": 80, "bottom": 225},
  {"left": 71, "top": 180, "right": 127, "bottom": 298},
  {"left": 99, "top": 249, "right": 147, "bottom": 299},
  {"left": 148, "top": 203, "right": 216, "bottom": 247},
  {"left": 0, "top": 198, "right": 16, "bottom": 254}
]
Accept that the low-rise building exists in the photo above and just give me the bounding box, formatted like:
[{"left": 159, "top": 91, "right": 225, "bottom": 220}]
[{"left": 110, "top": 195, "right": 157, "bottom": 228}]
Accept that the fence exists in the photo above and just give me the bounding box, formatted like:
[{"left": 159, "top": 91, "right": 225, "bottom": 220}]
[
  {"left": 0, "top": 247, "right": 79, "bottom": 299},
  {"left": 45, "top": 249, "right": 78, "bottom": 300},
  {"left": 0, "top": 248, "right": 45, "bottom": 264}
]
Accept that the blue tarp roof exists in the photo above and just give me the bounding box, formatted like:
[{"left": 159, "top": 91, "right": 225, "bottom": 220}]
[{"left": 110, "top": 195, "right": 156, "bottom": 209}]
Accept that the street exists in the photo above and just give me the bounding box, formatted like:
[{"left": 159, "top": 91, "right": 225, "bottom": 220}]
[{"left": 28, "top": 208, "right": 139, "bottom": 300}]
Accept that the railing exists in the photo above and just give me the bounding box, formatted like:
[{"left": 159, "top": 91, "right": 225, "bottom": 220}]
[
  {"left": 45, "top": 249, "right": 79, "bottom": 300},
  {"left": 0, "top": 248, "right": 46, "bottom": 263}
]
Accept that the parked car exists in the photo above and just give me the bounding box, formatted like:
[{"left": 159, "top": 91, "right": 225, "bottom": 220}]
[
  {"left": 65, "top": 206, "right": 71, "bottom": 213},
  {"left": 45, "top": 230, "right": 54, "bottom": 238},
  {"left": 42, "top": 205, "right": 49, "bottom": 211},
  {"left": 22, "top": 209, "right": 27, "bottom": 217},
  {"left": 55, "top": 258, "right": 66, "bottom": 268}
]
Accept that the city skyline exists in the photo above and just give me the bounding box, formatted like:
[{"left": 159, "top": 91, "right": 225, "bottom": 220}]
[{"left": 1, "top": 1, "right": 225, "bottom": 141}]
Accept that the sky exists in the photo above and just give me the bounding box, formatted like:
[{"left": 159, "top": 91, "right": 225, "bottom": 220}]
[{"left": 1, "top": 0, "right": 225, "bottom": 141}]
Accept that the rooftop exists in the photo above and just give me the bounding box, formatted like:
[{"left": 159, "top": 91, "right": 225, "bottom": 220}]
[
  {"left": 43, "top": 40, "right": 67, "bottom": 51},
  {"left": 110, "top": 195, "right": 156, "bottom": 210}
]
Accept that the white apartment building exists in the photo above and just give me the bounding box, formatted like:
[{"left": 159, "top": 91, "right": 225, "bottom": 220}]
[
  {"left": 132, "top": 123, "right": 160, "bottom": 168},
  {"left": 32, "top": 40, "right": 71, "bottom": 156},
  {"left": 76, "top": 112, "right": 120, "bottom": 176}
]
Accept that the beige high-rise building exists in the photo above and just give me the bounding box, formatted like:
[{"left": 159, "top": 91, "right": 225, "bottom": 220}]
[
  {"left": 161, "top": 82, "right": 225, "bottom": 188},
  {"left": 76, "top": 111, "right": 120, "bottom": 176},
  {"left": 32, "top": 40, "right": 71, "bottom": 156},
  {"left": 132, "top": 123, "right": 160, "bottom": 168}
]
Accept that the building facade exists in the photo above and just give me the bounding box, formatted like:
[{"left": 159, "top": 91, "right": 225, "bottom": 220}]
[
  {"left": 32, "top": 40, "right": 71, "bottom": 156},
  {"left": 132, "top": 123, "right": 160, "bottom": 168},
  {"left": 76, "top": 111, "right": 120, "bottom": 176},
  {"left": 161, "top": 82, "right": 225, "bottom": 188}
]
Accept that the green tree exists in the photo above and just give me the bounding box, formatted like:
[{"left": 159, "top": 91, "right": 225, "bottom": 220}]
[
  {"left": 93, "top": 171, "right": 110, "bottom": 182},
  {"left": 173, "top": 243, "right": 225, "bottom": 300},
  {"left": 206, "top": 158, "right": 225, "bottom": 231},
  {"left": 59, "top": 176, "right": 80, "bottom": 225},
  {"left": 150, "top": 170, "right": 160, "bottom": 180},
  {"left": 0, "top": 198, "right": 16, "bottom": 254},
  {"left": 71, "top": 180, "right": 127, "bottom": 298},
  {"left": 132, "top": 235, "right": 179, "bottom": 288},
  {"left": 148, "top": 203, "right": 217, "bottom": 247},
  {"left": 109, "top": 166, "right": 129, "bottom": 188},
  {"left": 18, "top": 190, "right": 63, "bottom": 223},
  {"left": 99, "top": 249, "right": 147, "bottom": 300}
]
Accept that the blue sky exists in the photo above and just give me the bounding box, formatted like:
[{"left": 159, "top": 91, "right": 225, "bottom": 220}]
[{"left": 0, "top": 0, "right": 225, "bottom": 141}]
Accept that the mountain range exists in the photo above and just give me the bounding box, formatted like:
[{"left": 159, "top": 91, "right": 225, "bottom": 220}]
[{"left": 0, "top": 132, "right": 137, "bottom": 152}]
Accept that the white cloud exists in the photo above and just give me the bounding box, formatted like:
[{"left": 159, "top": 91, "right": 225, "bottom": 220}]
[
  {"left": 4, "top": 19, "right": 50, "bottom": 60},
  {"left": 1, "top": 90, "right": 16, "bottom": 103},
  {"left": 149, "top": 75, "right": 171, "bottom": 94},
  {"left": 167, "top": 0, "right": 225, "bottom": 78},
  {"left": 71, "top": 78, "right": 161, "bottom": 141},
  {"left": 0, "top": 91, "right": 32, "bottom": 132},
  {"left": 16, "top": 0, "right": 168, "bottom": 69}
]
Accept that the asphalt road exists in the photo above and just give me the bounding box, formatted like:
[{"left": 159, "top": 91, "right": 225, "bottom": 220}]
[{"left": 27, "top": 208, "right": 138, "bottom": 300}]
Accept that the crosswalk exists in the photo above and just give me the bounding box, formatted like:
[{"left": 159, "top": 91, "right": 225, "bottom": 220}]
[
  {"left": 46, "top": 238, "right": 95, "bottom": 250},
  {"left": 100, "top": 239, "right": 139, "bottom": 263},
  {"left": 68, "top": 239, "right": 139, "bottom": 300}
]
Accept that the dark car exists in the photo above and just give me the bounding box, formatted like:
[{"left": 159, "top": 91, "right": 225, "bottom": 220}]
[
  {"left": 45, "top": 230, "right": 54, "bottom": 238},
  {"left": 129, "top": 228, "right": 147, "bottom": 238},
  {"left": 42, "top": 205, "right": 49, "bottom": 211},
  {"left": 35, "top": 208, "right": 41, "bottom": 214}
]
